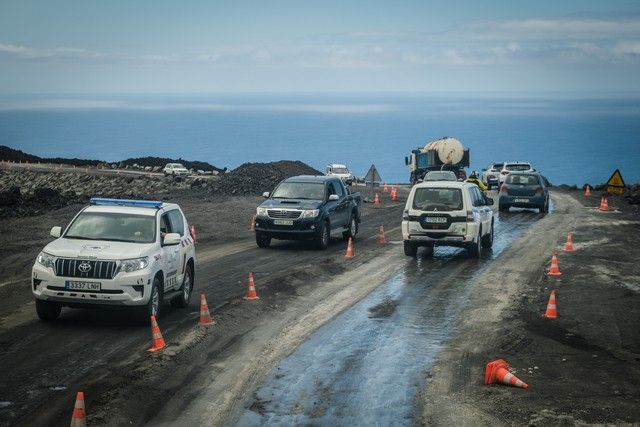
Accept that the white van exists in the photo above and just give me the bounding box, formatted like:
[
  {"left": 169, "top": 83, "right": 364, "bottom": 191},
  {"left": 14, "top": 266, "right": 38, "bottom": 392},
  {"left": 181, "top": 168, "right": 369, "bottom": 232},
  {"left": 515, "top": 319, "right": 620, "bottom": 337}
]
[{"left": 402, "top": 181, "right": 494, "bottom": 258}]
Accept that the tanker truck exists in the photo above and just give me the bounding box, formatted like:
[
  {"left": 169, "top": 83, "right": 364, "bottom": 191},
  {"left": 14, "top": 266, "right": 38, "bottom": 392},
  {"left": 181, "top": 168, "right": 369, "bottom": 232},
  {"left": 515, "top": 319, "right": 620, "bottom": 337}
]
[{"left": 404, "top": 136, "right": 470, "bottom": 184}]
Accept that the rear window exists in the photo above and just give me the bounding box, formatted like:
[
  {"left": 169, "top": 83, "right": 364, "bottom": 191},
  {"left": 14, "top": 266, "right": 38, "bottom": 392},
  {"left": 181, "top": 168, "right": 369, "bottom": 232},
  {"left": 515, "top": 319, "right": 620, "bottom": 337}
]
[
  {"left": 506, "top": 174, "right": 540, "bottom": 185},
  {"left": 412, "top": 188, "right": 463, "bottom": 211},
  {"left": 492, "top": 163, "right": 504, "bottom": 169},
  {"left": 505, "top": 163, "right": 531, "bottom": 171}
]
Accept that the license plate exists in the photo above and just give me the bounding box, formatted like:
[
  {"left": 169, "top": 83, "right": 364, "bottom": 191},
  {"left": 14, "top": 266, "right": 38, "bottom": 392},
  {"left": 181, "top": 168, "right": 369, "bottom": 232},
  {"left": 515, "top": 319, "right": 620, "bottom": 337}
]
[
  {"left": 65, "top": 281, "right": 101, "bottom": 291},
  {"left": 273, "top": 219, "right": 294, "bottom": 226},
  {"left": 514, "top": 198, "right": 530, "bottom": 203},
  {"left": 425, "top": 217, "right": 447, "bottom": 223}
]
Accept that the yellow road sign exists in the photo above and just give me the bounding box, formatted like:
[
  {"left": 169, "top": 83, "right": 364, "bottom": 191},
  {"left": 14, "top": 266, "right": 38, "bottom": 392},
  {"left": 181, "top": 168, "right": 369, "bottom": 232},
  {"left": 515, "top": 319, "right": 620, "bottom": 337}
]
[{"left": 606, "top": 169, "right": 625, "bottom": 194}]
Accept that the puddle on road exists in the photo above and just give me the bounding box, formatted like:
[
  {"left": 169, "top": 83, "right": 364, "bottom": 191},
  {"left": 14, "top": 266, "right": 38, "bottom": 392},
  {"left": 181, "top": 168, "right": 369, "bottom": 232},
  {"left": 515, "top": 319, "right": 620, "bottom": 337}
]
[{"left": 236, "top": 210, "right": 540, "bottom": 426}]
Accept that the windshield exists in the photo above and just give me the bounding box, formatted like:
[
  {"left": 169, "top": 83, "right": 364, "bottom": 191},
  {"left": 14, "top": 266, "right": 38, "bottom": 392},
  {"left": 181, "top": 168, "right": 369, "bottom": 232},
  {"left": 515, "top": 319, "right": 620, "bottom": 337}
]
[
  {"left": 331, "top": 167, "right": 349, "bottom": 174},
  {"left": 413, "top": 188, "right": 463, "bottom": 211},
  {"left": 506, "top": 164, "right": 531, "bottom": 171},
  {"left": 65, "top": 212, "right": 156, "bottom": 243},
  {"left": 506, "top": 174, "right": 540, "bottom": 185},
  {"left": 271, "top": 182, "right": 325, "bottom": 200}
]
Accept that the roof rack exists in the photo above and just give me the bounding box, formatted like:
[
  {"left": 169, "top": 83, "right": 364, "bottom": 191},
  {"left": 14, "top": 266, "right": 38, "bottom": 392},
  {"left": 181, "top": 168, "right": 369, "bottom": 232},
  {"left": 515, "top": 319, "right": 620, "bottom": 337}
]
[{"left": 89, "top": 198, "right": 163, "bottom": 209}]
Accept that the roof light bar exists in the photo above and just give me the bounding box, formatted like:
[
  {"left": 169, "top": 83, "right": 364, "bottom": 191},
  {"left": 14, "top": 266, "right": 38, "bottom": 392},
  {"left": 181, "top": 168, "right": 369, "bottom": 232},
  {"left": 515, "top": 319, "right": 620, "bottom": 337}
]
[{"left": 89, "top": 198, "right": 163, "bottom": 209}]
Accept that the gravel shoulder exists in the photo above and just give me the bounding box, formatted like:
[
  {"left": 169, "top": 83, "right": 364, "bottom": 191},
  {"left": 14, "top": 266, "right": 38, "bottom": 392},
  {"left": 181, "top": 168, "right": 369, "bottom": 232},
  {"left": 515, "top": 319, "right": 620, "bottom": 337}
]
[{"left": 420, "top": 189, "right": 640, "bottom": 425}]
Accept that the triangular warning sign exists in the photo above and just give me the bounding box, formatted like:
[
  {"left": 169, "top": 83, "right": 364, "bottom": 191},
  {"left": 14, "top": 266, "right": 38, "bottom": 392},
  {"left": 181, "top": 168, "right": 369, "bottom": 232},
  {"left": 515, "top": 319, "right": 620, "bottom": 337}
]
[
  {"left": 606, "top": 169, "right": 625, "bottom": 194},
  {"left": 364, "top": 164, "right": 382, "bottom": 184}
]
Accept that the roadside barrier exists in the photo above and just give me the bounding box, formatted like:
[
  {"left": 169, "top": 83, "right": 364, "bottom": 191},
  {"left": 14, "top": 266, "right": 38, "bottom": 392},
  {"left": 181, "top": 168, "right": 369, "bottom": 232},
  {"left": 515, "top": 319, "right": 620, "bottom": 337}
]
[
  {"left": 198, "top": 292, "right": 215, "bottom": 326},
  {"left": 69, "top": 391, "right": 87, "bottom": 427},
  {"left": 383, "top": 182, "right": 389, "bottom": 193},
  {"left": 543, "top": 290, "right": 557, "bottom": 319},
  {"left": 374, "top": 193, "right": 380, "bottom": 208},
  {"left": 249, "top": 215, "right": 256, "bottom": 232},
  {"left": 563, "top": 233, "right": 575, "bottom": 252},
  {"left": 584, "top": 185, "right": 592, "bottom": 197},
  {"left": 147, "top": 315, "right": 166, "bottom": 352},
  {"left": 378, "top": 225, "right": 386, "bottom": 245},
  {"left": 244, "top": 272, "right": 260, "bottom": 300},
  {"left": 345, "top": 237, "right": 354, "bottom": 258},
  {"left": 485, "top": 359, "right": 528, "bottom": 389},
  {"left": 599, "top": 196, "right": 609, "bottom": 212},
  {"left": 547, "top": 251, "right": 562, "bottom": 276}
]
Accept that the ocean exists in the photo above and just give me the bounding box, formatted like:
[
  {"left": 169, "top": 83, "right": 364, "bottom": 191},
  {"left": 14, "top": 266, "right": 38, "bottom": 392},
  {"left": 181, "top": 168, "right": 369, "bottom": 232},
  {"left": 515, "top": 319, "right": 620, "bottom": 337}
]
[{"left": 0, "top": 93, "right": 638, "bottom": 185}]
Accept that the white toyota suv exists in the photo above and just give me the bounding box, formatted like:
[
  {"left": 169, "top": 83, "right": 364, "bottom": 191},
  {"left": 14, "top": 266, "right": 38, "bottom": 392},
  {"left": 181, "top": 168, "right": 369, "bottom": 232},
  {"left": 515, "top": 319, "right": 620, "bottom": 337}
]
[
  {"left": 163, "top": 163, "right": 190, "bottom": 176},
  {"left": 32, "top": 198, "right": 196, "bottom": 321},
  {"left": 402, "top": 181, "right": 494, "bottom": 258}
]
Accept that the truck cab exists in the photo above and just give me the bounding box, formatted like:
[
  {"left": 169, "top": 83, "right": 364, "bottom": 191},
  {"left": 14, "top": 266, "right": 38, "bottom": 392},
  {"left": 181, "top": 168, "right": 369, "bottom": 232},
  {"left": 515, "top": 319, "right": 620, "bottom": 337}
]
[{"left": 325, "top": 163, "right": 355, "bottom": 185}]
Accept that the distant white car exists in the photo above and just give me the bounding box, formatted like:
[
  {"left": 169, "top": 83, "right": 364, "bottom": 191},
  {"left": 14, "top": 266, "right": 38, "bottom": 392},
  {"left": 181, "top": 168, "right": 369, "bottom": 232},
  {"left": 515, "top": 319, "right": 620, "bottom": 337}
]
[
  {"left": 163, "top": 163, "right": 189, "bottom": 176},
  {"left": 481, "top": 162, "right": 504, "bottom": 190},
  {"left": 325, "top": 163, "right": 355, "bottom": 185},
  {"left": 498, "top": 162, "right": 535, "bottom": 185}
]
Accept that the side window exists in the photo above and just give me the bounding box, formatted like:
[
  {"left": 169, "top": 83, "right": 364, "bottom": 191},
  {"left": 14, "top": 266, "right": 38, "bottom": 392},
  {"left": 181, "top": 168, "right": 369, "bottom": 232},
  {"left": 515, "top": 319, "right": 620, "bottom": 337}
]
[
  {"left": 167, "top": 210, "right": 185, "bottom": 236},
  {"left": 327, "top": 183, "right": 337, "bottom": 198},
  {"left": 160, "top": 213, "right": 173, "bottom": 237},
  {"left": 471, "top": 188, "right": 483, "bottom": 206},
  {"left": 334, "top": 180, "right": 344, "bottom": 197}
]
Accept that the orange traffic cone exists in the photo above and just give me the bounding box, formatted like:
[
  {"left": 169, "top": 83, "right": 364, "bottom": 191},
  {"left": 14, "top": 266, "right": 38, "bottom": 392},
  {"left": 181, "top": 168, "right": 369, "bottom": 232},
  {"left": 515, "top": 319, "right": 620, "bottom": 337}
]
[
  {"left": 584, "top": 185, "right": 592, "bottom": 196},
  {"left": 147, "top": 315, "right": 166, "bottom": 353},
  {"left": 485, "top": 359, "right": 528, "bottom": 389},
  {"left": 249, "top": 214, "right": 256, "bottom": 232},
  {"left": 548, "top": 251, "right": 562, "bottom": 276},
  {"left": 543, "top": 290, "right": 557, "bottom": 319},
  {"left": 345, "top": 237, "right": 354, "bottom": 258},
  {"left": 69, "top": 391, "right": 87, "bottom": 427},
  {"left": 599, "top": 196, "right": 609, "bottom": 212},
  {"left": 383, "top": 182, "right": 389, "bottom": 193},
  {"left": 374, "top": 193, "right": 380, "bottom": 208},
  {"left": 244, "top": 272, "right": 259, "bottom": 300},
  {"left": 391, "top": 186, "right": 398, "bottom": 202},
  {"left": 378, "top": 225, "right": 386, "bottom": 244},
  {"left": 199, "top": 292, "right": 215, "bottom": 326},
  {"left": 190, "top": 224, "right": 197, "bottom": 244},
  {"left": 563, "top": 233, "right": 575, "bottom": 252}
]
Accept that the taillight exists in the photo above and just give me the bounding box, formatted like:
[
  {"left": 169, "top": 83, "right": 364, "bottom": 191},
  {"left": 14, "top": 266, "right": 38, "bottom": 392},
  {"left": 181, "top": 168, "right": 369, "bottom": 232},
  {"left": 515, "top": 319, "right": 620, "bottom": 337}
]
[
  {"left": 501, "top": 171, "right": 508, "bottom": 175},
  {"left": 500, "top": 185, "right": 508, "bottom": 193},
  {"left": 466, "top": 210, "right": 475, "bottom": 222},
  {"left": 535, "top": 186, "right": 544, "bottom": 193}
]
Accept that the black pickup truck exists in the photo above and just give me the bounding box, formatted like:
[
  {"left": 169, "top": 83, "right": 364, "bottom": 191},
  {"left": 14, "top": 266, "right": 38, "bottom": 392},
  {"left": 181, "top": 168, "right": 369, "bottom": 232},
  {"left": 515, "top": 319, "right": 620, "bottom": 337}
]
[{"left": 254, "top": 175, "right": 362, "bottom": 249}]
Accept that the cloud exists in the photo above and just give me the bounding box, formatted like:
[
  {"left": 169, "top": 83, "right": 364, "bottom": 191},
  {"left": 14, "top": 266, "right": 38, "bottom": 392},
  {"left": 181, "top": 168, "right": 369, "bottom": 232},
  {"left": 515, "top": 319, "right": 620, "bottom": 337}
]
[{"left": 0, "top": 42, "right": 103, "bottom": 59}]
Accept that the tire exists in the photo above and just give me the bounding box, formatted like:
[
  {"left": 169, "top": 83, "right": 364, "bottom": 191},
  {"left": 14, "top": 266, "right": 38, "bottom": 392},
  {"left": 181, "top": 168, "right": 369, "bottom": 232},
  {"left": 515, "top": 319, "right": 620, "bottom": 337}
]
[
  {"left": 35, "top": 299, "right": 61, "bottom": 321},
  {"left": 342, "top": 214, "right": 358, "bottom": 241},
  {"left": 422, "top": 245, "right": 434, "bottom": 257},
  {"left": 403, "top": 241, "right": 417, "bottom": 257},
  {"left": 140, "top": 277, "right": 162, "bottom": 320},
  {"left": 256, "top": 233, "right": 271, "bottom": 248},
  {"left": 481, "top": 221, "right": 494, "bottom": 249},
  {"left": 499, "top": 203, "right": 510, "bottom": 212},
  {"left": 544, "top": 200, "right": 550, "bottom": 213},
  {"left": 171, "top": 264, "right": 193, "bottom": 308},
  {"left": 315, "top": 221, "right": 330, "bottom": 250},
  {"left": 468, "top": 230, "right": 482, "bottom": 258}
]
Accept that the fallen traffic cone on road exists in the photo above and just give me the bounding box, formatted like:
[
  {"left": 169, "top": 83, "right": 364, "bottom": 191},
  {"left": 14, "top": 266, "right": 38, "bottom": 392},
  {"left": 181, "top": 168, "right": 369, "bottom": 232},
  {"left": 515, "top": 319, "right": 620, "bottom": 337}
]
[
  {"left": 563, "top": 233, "right": 575, "bottom": 252},
  {"left": 345, "top": 237, "right": 354, "bottom": 258},
  {"left": 198, "top": 292, "right": 215, "bottom": 326},
  {"left": 378, "top": 225, "right": 386, "bottom": 244},
  {"left": 69, "top": 391, "right": 87, "bottom": 427},
  {"left": 374, "top": 193, "right": 380, "bottom": 207},
  {"left": 383, "top": 182, "right": 389, "bottom": 193},
  {"left": 599, "top": 196, "right": 609, "bottom": 212},
  {"left": 584, "top": 185, "right": 592, "bottom": 197},
  {"left": 249, "top": 214, "right": 256, "bottom": 232},
  {"left": 244, "top": 272, "right": 260, "bottom": 300},
  {"left": 543, "top": 290, "right": 557, "bottom": 319},
  {"left": 485, "top": 359, "right": 528, "bottom": 389},
  {"left": 147, "top": 315, "right": 166, "bottom": 353},
  {"left": 547, "top": 251, "right": 562, "bottom": 276}
]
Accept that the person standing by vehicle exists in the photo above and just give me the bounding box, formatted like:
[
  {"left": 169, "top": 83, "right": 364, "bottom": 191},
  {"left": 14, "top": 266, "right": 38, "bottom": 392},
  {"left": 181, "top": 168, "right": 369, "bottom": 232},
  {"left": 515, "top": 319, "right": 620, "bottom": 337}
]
[{"left": 465, "top": 171, "right": 488, "bottom": 191}]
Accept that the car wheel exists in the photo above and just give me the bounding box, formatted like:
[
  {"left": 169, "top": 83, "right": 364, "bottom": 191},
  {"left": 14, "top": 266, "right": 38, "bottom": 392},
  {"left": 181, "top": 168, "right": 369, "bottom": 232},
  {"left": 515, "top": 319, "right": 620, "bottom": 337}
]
[
  {"left": 544, "top": 199, "right": 550, "bottom": 213},
  {"left": 140, "top": 278, "right": 162, "bottom": 320},
  {"left": 499, "top": 203, "right": 510, "bottom": 212},
  {"left": 316, "top": 221, "right": 330, "bottom": 250},
  {"left": 403, "top": 241, "right": 417, "bottom": 257},
  {"left": 342, "top": 214, "right": 358, "bottom": 241},
  {"left": 256, "top": 232, "right": 271, "bottom": 248},
  {"left": 35, "top": 299, "right": 61, "bottom": 321},
  {"left": 482, "top": 221, "right": 494, "bottom": 249},
  {"left": 171, "top": 264, "right": 193, "bottom": 308},
  {"left": 468, "top": 230, "right": 482, "bottom": 258},
  {"left": 422, "top": 244, "right": 434, "bottom": 257}
]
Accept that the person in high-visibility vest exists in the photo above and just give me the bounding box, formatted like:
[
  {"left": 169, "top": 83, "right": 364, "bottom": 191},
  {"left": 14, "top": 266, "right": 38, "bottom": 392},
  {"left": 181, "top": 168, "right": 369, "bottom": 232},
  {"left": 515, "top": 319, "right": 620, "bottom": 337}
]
[{"left": 465, "top": 171, "right": 488, "bottom": 191}]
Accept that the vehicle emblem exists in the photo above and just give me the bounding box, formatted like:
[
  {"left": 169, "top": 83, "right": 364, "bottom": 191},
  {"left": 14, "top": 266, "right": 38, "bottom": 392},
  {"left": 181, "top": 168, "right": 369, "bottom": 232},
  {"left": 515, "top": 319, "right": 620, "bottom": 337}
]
[
  {"left": 78, "top": 262, "right": 92, "bottom": 273},
  {"left": 434, "top": 207, "right": 438, "bottom": 211}
]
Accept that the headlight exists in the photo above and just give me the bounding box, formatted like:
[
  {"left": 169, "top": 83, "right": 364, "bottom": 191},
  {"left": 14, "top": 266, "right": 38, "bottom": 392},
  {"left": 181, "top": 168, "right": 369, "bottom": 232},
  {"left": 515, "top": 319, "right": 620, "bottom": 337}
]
[
  {"left": 301, "top": 209, "right": 320, "bottom": 218},
  {"left": 37, "top": 252, "right": 55, "bottom": 269},
  {"left": 119, "top": 257, "right": 149, "bottom": 273},
  {"left": 256, "top": 207, "right": 268, "bottom": 217}
]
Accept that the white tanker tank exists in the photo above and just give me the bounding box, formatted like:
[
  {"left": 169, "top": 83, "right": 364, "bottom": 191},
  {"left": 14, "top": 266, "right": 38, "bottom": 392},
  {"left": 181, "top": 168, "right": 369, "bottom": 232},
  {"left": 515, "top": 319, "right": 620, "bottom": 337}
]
[{"left": 405, "top": 136, "right": 470, "bottom": 184}]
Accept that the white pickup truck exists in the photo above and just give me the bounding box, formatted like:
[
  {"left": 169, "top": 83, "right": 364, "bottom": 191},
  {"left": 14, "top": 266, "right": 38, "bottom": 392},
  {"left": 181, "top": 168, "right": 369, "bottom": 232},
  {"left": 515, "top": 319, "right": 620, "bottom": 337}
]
[{"left": 31, "top": 198, "right": 196, "bottom": 321}]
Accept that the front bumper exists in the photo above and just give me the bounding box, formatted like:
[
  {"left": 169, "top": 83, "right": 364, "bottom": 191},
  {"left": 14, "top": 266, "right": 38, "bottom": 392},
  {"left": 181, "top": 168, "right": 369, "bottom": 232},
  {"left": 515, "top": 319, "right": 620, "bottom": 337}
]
[
  {"left": 255, "top": 216, "right": 321, "bottom": 240},
  {"left": 32, "top": 263, "right": 153, "bottom": 307}
]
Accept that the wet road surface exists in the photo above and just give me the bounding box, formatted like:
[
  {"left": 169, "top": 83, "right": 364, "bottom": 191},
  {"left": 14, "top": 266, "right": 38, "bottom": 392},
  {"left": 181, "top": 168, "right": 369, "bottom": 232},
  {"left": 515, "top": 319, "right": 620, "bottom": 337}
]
[{"left": 235, "top": 207, "right": 547, "bottom": 426}]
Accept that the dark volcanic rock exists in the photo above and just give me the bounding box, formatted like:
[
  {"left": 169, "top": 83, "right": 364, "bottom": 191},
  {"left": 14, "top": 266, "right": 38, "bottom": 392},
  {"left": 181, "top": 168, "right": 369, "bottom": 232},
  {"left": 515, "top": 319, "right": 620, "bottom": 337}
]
[
  {"left": 0, "top": 186, "right": 21, "bottom": 206},
  {"left": 214, "top": 161, "right": 322, "bottom": 195}
]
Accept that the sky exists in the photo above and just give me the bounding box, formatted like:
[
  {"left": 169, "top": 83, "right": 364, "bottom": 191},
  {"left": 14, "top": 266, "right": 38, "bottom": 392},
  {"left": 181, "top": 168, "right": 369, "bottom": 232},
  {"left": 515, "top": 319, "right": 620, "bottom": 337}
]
[{"left": 1, "top": 0, "right": 640, "bottom": 94}]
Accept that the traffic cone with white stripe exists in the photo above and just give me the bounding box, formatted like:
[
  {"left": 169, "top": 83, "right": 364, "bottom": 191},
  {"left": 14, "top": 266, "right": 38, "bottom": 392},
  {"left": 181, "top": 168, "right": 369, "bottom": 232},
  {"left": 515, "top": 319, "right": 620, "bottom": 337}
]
[
  {"left": 599, "top": 196, "right": 609, "bottom": 212},
  {"left": 345, "top": 237, "right": 354, "bottom": 258},
  {"left": 147, "top": 315, "right": 166, "bottom": 353},
  {"left": 69, "top": 391, "right": 87, "bottom": 427},
  {"left": 244, "top": 272, "right": 259, "bottom": 300},
  {"left": 249, "top": 215, "right": 256, "bottom": 232},
  {"left": 485, "top": 359, "right": 528, "bottom": 389},
  {"left": 378, "top": 225, "right": 386, "bottom": 245},
  {"left": 198, "top": 292, "right": 215, "bottom": 326},
  {"left": 374, "top": 193, "right": 380, "bottom": 208},
  {"left": 547, "top": 251, "right": 562, "bottom": 276},
  {"left": 544, "top": 290, "right": 557, "bottom": 319},
  {"left": 563, "top": 233, "right": 575, "bottom": 252},
  {"left": 383, "top": 182, "right": 389, "bottom": 193},
  {"left": 584, "top": 185, "right": 592, "bottom": 196},
  {"left": 391, "top": 186, "right": 398, "bottom": 202},
  {"left": 190, "top": 224, "right": 197, "bottom": 244}
]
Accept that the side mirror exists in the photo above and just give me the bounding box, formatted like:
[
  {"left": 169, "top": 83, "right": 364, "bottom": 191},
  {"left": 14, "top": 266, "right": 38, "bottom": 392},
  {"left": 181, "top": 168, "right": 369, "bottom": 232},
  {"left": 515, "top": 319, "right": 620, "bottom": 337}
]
[
  {"left": 50, "top": 226, "right": 62, "bottom": 238},
  {"left": 262, "top": 191, "right": 270, "bottom": 198},
  {"left": 328, "top": 194, "right": 339, "bottom": 201},
  {"left": 485, "top": 197, "right": 494, "bottom": 206},
  {"left": 404, "top": 156, "right": 409, "bottom": 165},
  {"left": 163, "top": 233, "right": 181, "bottom": 246}
]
